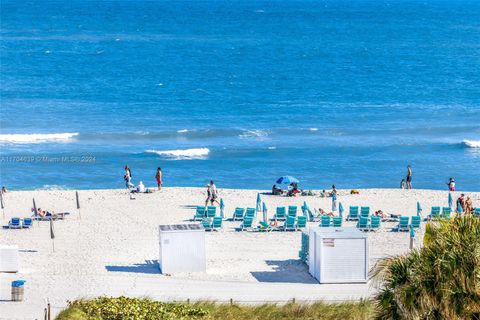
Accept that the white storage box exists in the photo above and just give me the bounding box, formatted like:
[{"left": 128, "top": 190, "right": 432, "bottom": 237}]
[
  {"left": 308, "top": 227, "right": 368, "bottom": 283},
  {"left": 159, "top": 224, "right": 206, "bottom": 274},
  {"left": 0, "top": 245, "right": 19, "bottom": 273}
]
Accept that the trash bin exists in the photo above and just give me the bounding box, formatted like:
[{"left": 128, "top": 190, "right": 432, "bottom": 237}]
[{"left": 11, "top": 280, "right": 26, "bottom": 301}]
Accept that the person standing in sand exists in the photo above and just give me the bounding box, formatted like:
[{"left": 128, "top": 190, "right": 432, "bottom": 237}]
[
  {"left": 155, "top": 167, "right": 162, "bottom": 190},
  {"left": 406, "top": 165, "right": 412, "bottom": 189},
  {"left": 124, "top": 165, "right": 134, "bottom": 189},
  {"left": 209, "top": 180, "right": 221, "bottom": 206}
]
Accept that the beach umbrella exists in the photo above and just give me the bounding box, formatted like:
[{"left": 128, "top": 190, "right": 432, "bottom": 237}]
[
  {"left": 331, "top": 193, "right": 337, "bottom": 212},
  {"left": 409, "top": 226, "right": 415, "bottom": 250},
  {"left": 220, "top": 198, "right": 225, "bottom": 219},
  {"left": 276, "top": 176, "right": 299, "bottom": 185},
  {"left": 76, "top": 191, "right": 82, "bottom": 220},
  {"left": 339, "top": 202, "right": 344, "bottom": 218},
  {"left": 448, "top": 192, "right": 453, "bottom": 209},
  {"left": 49, "top": 218, "right": 55, "bottom": 252},
  {"left": 33, "top": 198, "right": 38, "bottom": 214},
  {"left": 0, "top": 192, "right": 4, "bottom": 220},
  {"left": 416, "top": 201, "right": 422, "bottom": 217},
  {"left": 256, "top": 193, "right": 261, "bottom": 212},
  {"left": 262, "top": 202, "right": 268, "bottom": 222}
]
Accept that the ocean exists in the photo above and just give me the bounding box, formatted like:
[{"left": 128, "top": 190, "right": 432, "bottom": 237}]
[{"left": 0, "top": 0, "right": 479, "bottom": 191}]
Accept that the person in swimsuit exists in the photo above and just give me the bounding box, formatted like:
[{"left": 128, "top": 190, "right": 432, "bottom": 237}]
[
  {"left": 155, "top": 167, "right": 162, "bottom": 190},
  {"left": 447, "top": 178, "right": 455, "bottom": 191},
  {"left": 406, "top": 165, "right": 412, "bottom": 189},
  {"left": 209, "top": 180, "right": 220, "bottom": 205}
]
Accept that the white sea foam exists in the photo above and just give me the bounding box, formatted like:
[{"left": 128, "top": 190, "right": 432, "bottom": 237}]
[
  {"left": 239, "top": 129, "right": 268, "bottom": 139},
  {"left": 309, "top": 128, "right": 319, "bottom": 132},
  {"left": 0, "top": 133, "right": 79, "bottom": 144},
  {"left": 146, "top": 148, "right": 210, "bottom": 160},
  {"left": 268, "top": 146, "right": 276, "bottom": 150},
  {"left": 177, "top": 129, "right": 189, "bottom": 133},
  {"left": 463, "top": 140, "right": 480, "bottom": 148}
]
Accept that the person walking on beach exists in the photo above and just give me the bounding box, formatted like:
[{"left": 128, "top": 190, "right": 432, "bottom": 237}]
[
  {"left": 209, "top": 180, "right": 221, "bottom": 206},
  {"left": 447, "top": 178, "right": 455, "bottom": 191},
  {"left": 205, "top": 184, "right": 212, "bottom": 207},
  {"left": 124, "top": 165, "right": 134, "bottom": 189},
  {"left": 155, "top": 167, "right": 162, "bottom": 191},
  {"left": 406, "top": 165, "right": 412, "bottom": 189}
]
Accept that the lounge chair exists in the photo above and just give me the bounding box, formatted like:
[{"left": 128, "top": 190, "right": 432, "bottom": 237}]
[
  {"left": 369, "top": 216, "right": 381, "bottom": 231},
  {"left": 240, "top": 217, "right": 254, "bottom": 231},
  {"left": 207, "top": 206, "right": 216, "bottom": 218},
  {"left": 360, "top": 206, "right": 370, "bottom": 218},
  {"left": 22, "top": 218, "right": 33, "bottom": 229},
  {"left": 232, "top": 208, "right": 245, "bottom": 221},
  {"left": 296, "top": 216, "right": 307, "bottom": 230},
  {"left": 258, "top": 221, "right": 273, "bottom": 232},
  {"left": 212, "top": 217, "right": 223, "bottom": 231},
  {"left": 8, "top": 217, "right": 22, "bottom": 229},
  {"left": 346, "top": 206, "right": 359, "bottom": 221},
  {"left": 410, "top": 216, "right": 421, "bottom": 230},
  {"left": 475, "top": 208, "right": 480, "bottom": 217},
  {"left": 431, "top": 206, "right": 441, "bottom": 219},
  {"left": 201, "top": 219, "right": 212, "bottom": 231},
  {"left": 282, "top": 215, "right": 296, "bottom": 231},
  {"left": 397, "top": 216, "right": 410, "bottom": 232},
  {"left": 288, "top": 206, "right": 297, "bottom": 217},
  {"left": 356, "top": 216, "right": 369, "bottom": 231},
  {"left": 193, "top": 206, "right": 205, "bottom": 221},
  {"left": 332, "top": 216, "right": 342, "bottom": 227},
  {"left": 320, "top": 216, "right": 331, "bottom": 227},
  {"left": 273, "top": 207, "right": 287, "bottom": 221},
  {"left": 245, "top": 208, "right": 256, "bottom": 219},
  {"left": 442, "top": 207, "right": 451, "bottom": 219}
]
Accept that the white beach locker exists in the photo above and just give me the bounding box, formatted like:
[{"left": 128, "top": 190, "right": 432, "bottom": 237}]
[
  {"left": 308, "top": 227, "right": 368, "bottom": 283},
  {"left": 0, "top": 245, "right": 19, "bottom": 272},
  {"left": 158, "top": 224, "right": 206, "bottom": 274}
]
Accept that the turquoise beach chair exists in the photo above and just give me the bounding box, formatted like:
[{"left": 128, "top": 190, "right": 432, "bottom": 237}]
[
  {"left": 8, "top": 217, "right": 22, "bottom": 229},
  {"left": 346, "top": 206, "right": 359, "bottom": 221},
  {"left": 274, "top": 207, "right": 287, "bottom": 221},
  {"left": 288, "top": 206, "right": 297, "bottom": 217},
  {"left": 245, "top": 208, "right": 255, "bottom": 219},
  {"left": 431, "top": 206, "right": 441, "bottom": 219},
  {"left": 282, "top": 215, "right": 296, "bottom": 231},
  {"left": 475, "top": 208, "right": 480, "bottom": 217},
  {"left": 240, "top": 217, "right": 254, "bottom": 231},
  {"left": 360, "top": 206, "right": 370, "bottom": 218},
  {"left": 212, "top": 217, "right": 223, "bottom": 231},
  {"left": 410, "top": 216, "right": 421, "bottom": 230},
  {"left": 356, "top": 216, "right": 369, "bottom": 231},
  {"left": 332, "top": 216, "right": 342, "bottom": 227},
  {"left": 233, "top": 208, "right": 245, "bottom": 221},
  {"left": 442, "top": 207, "right": 451, "bottom": 219},
  {"left": 22, "top": 218, "right": 33, "bottom": 229},
  {"left": 320, "top": 216, "right": 331, "bottom": 227},
  {"left": 201, "top": 219, "right": 212, "bottom": 231},
  {"left": 207, "top": 206, "right": 216, "bottom": 218},
  {"left": 193, "top": 206, "right": 205, "bottom": 221},
  {"left": 397, "top": 216, "right": 410, "bottom": 232},
  {"left": 296, "top": 216, "right": 307, "bottom": 230},
  {"left": 258, "top": 221, "right": 273, "bottom": 232},
  {"left": 369, "top": 216, "right": 380, "bottom": 231}
]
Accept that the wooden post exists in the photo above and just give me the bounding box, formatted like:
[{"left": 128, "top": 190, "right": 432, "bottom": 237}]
[
  {"left": 410, "top": 237, "right": 414, "bottom": 250},
  {"left": 44, "top": 308, "right": 47, "bottom": 320},
  {"left": 47, "top": 302, "right": 51, "bottom": 320},
  {"left": 292, "top": 298, "right": 296, "bottom": 304},
  {"left": 230, "top": 298, "right": 233, "bottom": 305}
]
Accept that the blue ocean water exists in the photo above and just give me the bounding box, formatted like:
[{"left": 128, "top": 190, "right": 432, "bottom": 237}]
[{"left": 0, "top": 0, "right": 479, "bottom": 191}]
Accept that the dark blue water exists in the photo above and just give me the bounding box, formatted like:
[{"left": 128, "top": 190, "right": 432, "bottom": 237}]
[{"left": 1, "top": 0, "right": 479, "bottom": 190}]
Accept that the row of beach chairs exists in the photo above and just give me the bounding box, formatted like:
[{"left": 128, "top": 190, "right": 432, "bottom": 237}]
[
  {"left": 6, "top": 217, "right": 33, "bottom": 229},
  {"left": 239, "top": 215, "right": 307, "bottom": 232}
]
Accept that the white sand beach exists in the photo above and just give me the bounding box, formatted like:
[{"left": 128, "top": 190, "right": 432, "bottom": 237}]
[{"left": 0, "top": 188, "right": 479, "bottom": 319}]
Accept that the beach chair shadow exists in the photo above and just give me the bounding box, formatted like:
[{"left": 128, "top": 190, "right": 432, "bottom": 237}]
[
  {"left": 250, "top": 259, "right": 317, "bottom": 284},
  {"left": 105, "top": 260, "right": 159, "bottom": 274}
]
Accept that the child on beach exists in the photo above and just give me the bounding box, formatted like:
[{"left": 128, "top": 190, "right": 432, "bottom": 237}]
[
  {"left": 400, "top": 179, "right": 406, "bottom": 189},
  {"left": 155, "top": 167, "right": 162, "bottom": 190}
]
